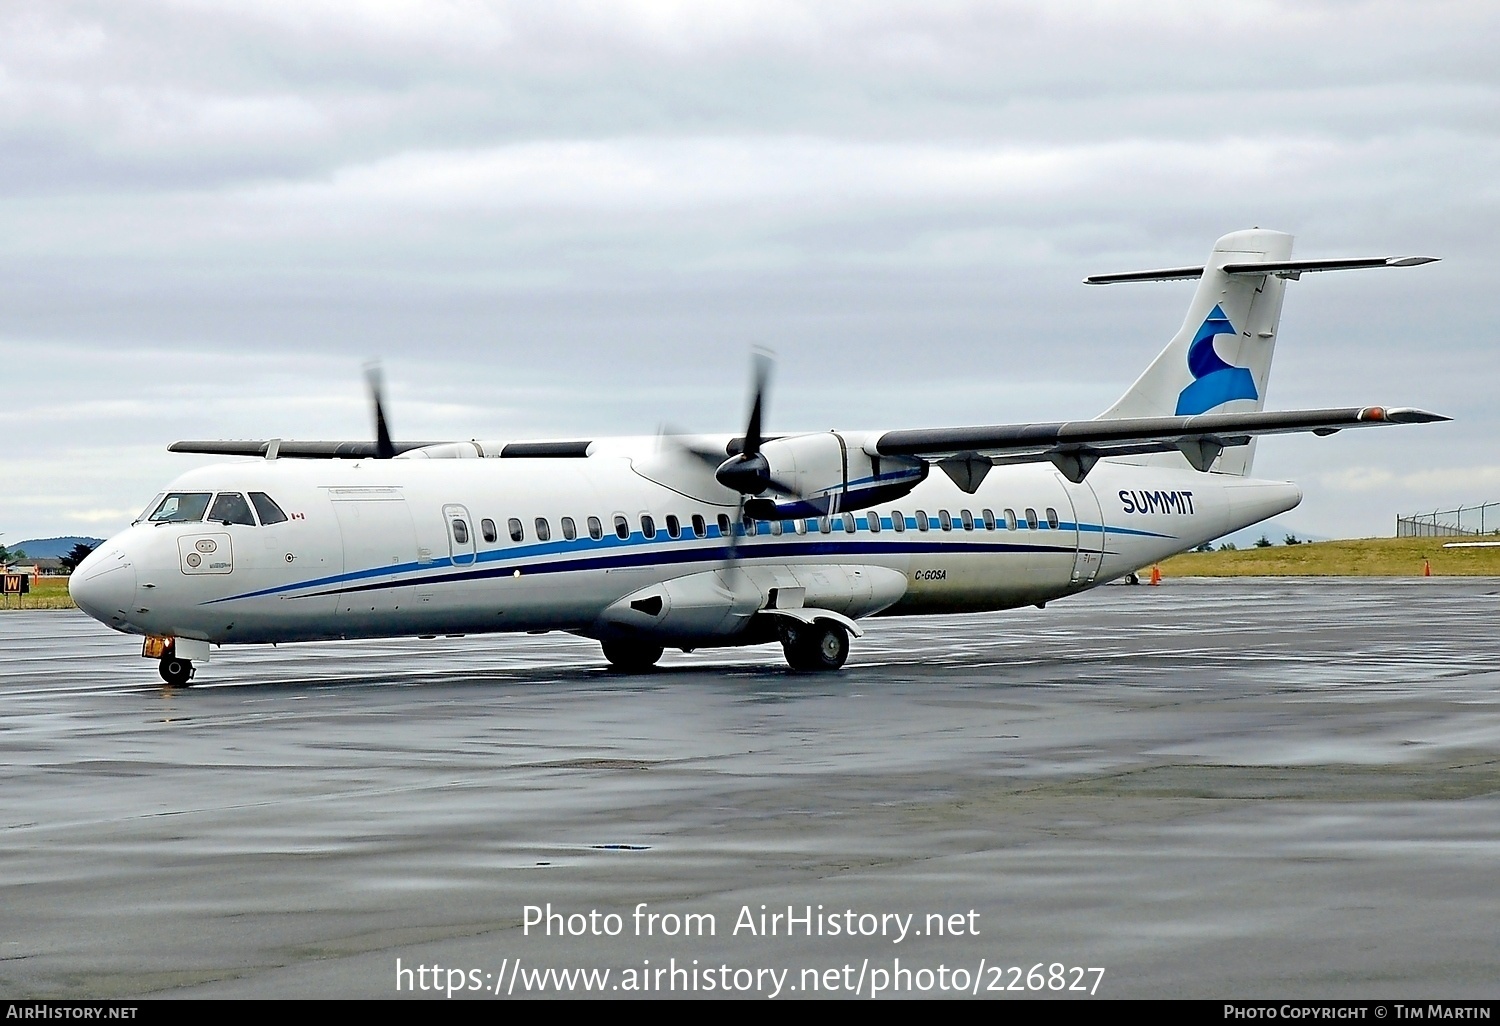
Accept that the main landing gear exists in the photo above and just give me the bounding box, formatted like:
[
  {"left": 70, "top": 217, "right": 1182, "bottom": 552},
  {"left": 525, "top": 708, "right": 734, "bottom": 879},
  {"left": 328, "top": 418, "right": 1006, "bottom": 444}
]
[
  {"left": 779, "top": 620, "right": 849, "bottom": 672},
  {"left": 158, "top": 655, "right": 195, "bottom": 687},
  {"left": 600, "top": 620, "right": 852, "bottom": 674}
]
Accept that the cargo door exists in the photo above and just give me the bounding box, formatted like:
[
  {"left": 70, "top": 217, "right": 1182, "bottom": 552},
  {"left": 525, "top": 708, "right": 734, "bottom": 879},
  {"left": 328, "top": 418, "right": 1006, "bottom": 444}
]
[{"left": 332, "top": 496, "right": 419, "bottom": 617}]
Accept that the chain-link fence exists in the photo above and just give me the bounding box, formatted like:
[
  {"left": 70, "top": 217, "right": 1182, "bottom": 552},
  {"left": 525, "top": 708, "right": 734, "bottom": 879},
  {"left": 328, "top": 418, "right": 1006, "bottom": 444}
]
[{"left": 1396, "top": 501, "right": 1500, "bottom": 537}]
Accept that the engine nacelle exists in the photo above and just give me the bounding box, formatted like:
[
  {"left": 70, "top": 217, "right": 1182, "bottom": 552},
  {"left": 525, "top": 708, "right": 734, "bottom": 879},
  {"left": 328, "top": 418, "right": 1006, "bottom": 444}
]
[{"left": 717, "top": 431, "right": 927, "bottom": 518}]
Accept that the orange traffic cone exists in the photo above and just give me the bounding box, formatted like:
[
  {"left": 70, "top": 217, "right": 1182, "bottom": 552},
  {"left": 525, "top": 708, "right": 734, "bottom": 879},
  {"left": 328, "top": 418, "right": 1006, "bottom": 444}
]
[
  {"left": 1149, "top": 564, "right": 1162, "bottom": 586},
  {"left": 1423, "top": 558, "right": 1432, "bottom": 577}
]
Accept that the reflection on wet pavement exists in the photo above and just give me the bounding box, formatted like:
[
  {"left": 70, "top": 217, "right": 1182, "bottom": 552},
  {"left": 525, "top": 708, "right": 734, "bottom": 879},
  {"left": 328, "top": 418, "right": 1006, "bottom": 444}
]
[{"left": 2, "top": 578, "right": 1498, "bottom": 998}]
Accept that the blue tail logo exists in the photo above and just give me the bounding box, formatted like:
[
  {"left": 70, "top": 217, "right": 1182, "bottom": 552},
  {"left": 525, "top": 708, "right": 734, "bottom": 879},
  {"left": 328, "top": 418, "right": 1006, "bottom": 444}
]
[{"left": 1175, "top": 304, "right": 1258, "bottom": 415}]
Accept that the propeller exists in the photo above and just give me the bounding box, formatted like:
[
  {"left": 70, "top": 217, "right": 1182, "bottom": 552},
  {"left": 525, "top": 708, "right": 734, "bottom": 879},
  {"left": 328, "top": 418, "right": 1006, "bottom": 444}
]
[
  {"left": 364, "top": 361, "right": 397, "bottom": 459},
  {"left": 714, "top": 349, "right": 796, "bottom": 500}
]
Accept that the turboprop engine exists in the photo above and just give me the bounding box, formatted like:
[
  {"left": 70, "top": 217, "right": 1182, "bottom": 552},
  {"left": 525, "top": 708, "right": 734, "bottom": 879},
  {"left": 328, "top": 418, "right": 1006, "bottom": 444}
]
[{"left": 715, "top": 430, "right": 928, "bottom": 518}]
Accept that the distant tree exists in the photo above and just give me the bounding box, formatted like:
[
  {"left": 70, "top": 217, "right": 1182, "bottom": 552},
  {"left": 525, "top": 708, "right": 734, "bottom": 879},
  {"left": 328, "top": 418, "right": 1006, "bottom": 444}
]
[
  {"left": 1194, "top": 542, "right": 1215, "bottom": 552},
  {"left": 1220, "top": 542, "right": 1237, "bottom": 551},
  {"left": 58, "top": 543, "right": 96, "bottom": 574},
  {"left": 1254, "top": 535, "right": 1273, "bottom": 548},
  {"left": 1283, "top": 533, "right": 1301, "bottom": 546},
  {"left": 0, "top": 544, "right": 24, "bottom": 565}
]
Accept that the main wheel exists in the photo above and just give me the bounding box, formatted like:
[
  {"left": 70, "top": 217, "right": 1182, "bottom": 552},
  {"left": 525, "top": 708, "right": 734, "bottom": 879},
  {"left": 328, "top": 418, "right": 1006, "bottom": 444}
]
[
  {"left": 158, "top": 656, "right": 194, "bottom": 687},
  {"left": 781, "top": 621, "right": 849, "bottom": 672},
  {"left": 601, "top": 639, "right": 664, "bottom": 672}
]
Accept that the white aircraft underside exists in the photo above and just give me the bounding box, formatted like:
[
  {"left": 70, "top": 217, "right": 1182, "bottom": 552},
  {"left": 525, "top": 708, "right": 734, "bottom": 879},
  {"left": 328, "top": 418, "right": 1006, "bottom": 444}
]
[{"left": 70, "top": 229, "right": 1445, "bottom": 684}]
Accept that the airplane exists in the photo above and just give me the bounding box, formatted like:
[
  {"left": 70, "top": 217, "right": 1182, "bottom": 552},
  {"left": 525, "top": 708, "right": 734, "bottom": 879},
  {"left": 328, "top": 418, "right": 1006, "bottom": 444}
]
[{"left": 70, "top": 229, "right": 1445, "bottom": 686}]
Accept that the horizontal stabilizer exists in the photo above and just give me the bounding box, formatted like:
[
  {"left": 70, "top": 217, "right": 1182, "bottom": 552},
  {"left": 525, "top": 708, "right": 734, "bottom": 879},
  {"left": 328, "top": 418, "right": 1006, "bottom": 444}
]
[{"left": 1085, "top": 255, "right": 1437, "bottom": 285}]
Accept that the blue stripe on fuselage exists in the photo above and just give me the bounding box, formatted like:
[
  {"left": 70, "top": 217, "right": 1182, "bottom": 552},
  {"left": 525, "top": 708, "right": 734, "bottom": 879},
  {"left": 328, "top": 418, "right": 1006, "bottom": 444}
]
[{"left": 204, "top": 515, "right": 1173, "bottom": 605}]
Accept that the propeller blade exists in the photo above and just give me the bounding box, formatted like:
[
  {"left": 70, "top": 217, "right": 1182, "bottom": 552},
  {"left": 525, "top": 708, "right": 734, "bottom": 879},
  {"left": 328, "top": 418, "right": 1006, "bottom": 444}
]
[
  {"left": 743, "top": 349, "right": 773, "bottom": 457},
  {"left": 364, "top": 362, "right": 396, "bottom": 460},
  {"left": 656, "top": 425, "right": 730, "bottom": 471},
  {"left": 716, "top": 349, "right": 801, "bottom": 498}
]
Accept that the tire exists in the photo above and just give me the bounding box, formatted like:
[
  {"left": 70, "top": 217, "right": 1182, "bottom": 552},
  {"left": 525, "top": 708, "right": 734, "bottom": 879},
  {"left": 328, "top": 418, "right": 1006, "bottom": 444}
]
[
  {"left": 159, "top": 656, "right": 194, "bottom": 687},
  {"left": 781, "top": 621, "right": 849, "bottom": 672},
  {"left": 601, "top": 640, "right": 664, "bottom": 672}
]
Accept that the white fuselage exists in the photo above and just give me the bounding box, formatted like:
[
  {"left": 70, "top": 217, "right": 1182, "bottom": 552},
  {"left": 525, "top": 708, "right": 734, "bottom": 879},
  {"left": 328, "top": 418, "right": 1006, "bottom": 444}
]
[{"left": 71, "top": 437, "right": 1300, "bottom": 651}]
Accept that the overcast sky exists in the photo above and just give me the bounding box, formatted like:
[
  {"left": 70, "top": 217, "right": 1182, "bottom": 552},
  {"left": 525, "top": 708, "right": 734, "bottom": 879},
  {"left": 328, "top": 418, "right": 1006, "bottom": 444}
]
[{"left": 2, "top": 0, "right": 1496, "bottom": 543}]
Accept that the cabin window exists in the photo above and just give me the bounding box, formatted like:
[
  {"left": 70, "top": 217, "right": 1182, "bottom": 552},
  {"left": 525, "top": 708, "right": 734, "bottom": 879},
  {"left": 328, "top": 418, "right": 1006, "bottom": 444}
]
[
  {"left": 561, "top": 517, "right": 576, "bottom": 541},
  {"left": 716, "top": 514, "right": 731, "bottom": 537},
  {"left": 815, "top": 516, "right": 828, "bottom": 534},
  {"left": 981, "top": 508, "right": 996, "bottom": 531},
  {"left": 795, "top": 518, "right": 808, "bottom": 536},
  {"left": 535, "top": 518, "right": 551, "bottom": 542},
  {"left": 614, "top": 515, "right": 630, "bottom": 540},
  {"left": 843, "top": 513, "right": 856, "bottom": 533},
  {"left": 916, "top": 511, "right": 930, "bottom": 532},
  {"left": 892, "top": 510, "right": 905, "bottom": 532},
  {"left": 938, "top": 510, "right": 952, "bottom": 531},
  {"left": 508, "top": 518, "right": 524, "bottom": 542},
  {"left": 209, "top": 492, "right": 257, "bottom": 526},
  {"left": 588, "top": 516, "right": 603, "bottom": 541},
  {"left": 961, "top": 509, "right": 975, "bottom": 531},
  {"left": 867, "top": 513, "right": 881, "bottom": 533},
  {"left": 481, "top": 518, "right": 498, "bottom": 543},
  {"left": 1046, "top": 507, "right": 1060, "bottom": 530},
  {"left": 770, "top": 520, "right": 783, "bottom": 536},
  {"left": 249, "top": 492, "right": 288, "bottom": 526},
  {"left": 452, "top": 519, "right": 470, "bottom": 545},
  {"left": 691, "top": 514, "right": 706, "bottom": 538},
  {"left": 641, "top": 515, "right": 656, "bottom": 539},
  {"left": 666, "top": 515, "right": 681, "bottom": 539},
  {"left": 1004, "top": 508, "right": 1018, "bottom": 531},
  {"left": 1025, "top": 508, "right": 1039, "bottom": 530}
]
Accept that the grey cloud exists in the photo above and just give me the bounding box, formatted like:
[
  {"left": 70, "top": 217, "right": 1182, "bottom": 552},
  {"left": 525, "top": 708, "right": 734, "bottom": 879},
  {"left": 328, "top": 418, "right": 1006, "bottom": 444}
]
[{"left": 1, "top": 1, "right": 1497, "bottom": 542}]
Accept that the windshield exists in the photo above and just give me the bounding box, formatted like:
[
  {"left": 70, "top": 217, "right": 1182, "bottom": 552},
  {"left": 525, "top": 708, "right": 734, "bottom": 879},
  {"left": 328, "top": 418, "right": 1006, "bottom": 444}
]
[
  {"left": 133, "top": 493, "right": 165, "bottom": 525},
  {"left": 208, "top": 492, "right": 257, "bottom": 526},
  {"left": 147, "top": 492, "right": 212, "bottom": 523}
]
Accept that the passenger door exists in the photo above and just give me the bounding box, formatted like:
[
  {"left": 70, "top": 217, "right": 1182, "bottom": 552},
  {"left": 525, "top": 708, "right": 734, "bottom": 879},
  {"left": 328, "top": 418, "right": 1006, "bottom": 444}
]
[{"left": 443, "top": 504, "right": 477, "bottom": 566}]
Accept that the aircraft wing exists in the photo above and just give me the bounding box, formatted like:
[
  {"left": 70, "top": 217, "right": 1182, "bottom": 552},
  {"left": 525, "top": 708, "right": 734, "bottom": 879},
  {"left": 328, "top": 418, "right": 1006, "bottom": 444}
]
[
  {"left": 874, "top": 406, "right": 1449, "bottom": 483},
  {"left": 168, "top": 440, "right": 449, "bottom": 458},
  {"left": 167, "top": 439, "right": 594, "bottom": 459}
]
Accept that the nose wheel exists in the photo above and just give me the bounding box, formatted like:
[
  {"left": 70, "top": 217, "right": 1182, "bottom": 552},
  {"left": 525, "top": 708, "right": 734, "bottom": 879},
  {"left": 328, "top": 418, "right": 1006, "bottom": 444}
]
[
  {"left": 780, "top": 621, "right": 849, "bottom": 672},
  {"left": 158, "top": 655, "right": 195, "bottom": 687}
]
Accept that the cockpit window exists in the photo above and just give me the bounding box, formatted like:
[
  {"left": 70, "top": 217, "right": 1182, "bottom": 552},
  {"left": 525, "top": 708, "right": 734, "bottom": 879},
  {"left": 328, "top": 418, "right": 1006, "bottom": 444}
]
[
  {"left": 249, "top": 492, "right": 288, "bottom": 526},
  {"left": 134, "top": 493, "right": 165, "bottom": 525},
  {"left": 208, "top": 492, "right": 257, "bottom": 526},
  {"left": 147, "top": 492, "right": 212, "bottom": 523}
]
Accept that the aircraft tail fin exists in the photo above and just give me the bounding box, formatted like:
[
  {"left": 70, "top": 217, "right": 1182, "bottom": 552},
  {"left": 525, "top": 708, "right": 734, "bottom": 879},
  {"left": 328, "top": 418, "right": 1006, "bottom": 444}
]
[
  {"left": 1091, "top": 231, "right": 1436, "bottom": 476},
  {"left": 1094, "top": 229, "right": 1294, "bottom": 476}
]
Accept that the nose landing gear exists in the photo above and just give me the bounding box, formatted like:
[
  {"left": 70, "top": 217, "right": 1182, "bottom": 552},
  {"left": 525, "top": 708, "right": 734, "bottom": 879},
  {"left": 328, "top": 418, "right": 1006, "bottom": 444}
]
[{"left": 158, "top": 655, "right": 195, "bottom": 687}]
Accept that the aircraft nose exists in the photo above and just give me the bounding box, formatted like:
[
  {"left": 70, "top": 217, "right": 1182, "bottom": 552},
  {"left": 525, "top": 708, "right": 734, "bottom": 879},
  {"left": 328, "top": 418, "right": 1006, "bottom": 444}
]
[{"left": 70, "top": 549, "right": 137, "bottom": 628}]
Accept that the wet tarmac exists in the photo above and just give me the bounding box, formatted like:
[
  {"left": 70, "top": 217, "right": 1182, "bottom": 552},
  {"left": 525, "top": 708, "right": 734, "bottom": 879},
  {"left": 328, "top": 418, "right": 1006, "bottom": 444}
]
[{"left": 3, "top": 578, "right": 1498, "bottom": 999}]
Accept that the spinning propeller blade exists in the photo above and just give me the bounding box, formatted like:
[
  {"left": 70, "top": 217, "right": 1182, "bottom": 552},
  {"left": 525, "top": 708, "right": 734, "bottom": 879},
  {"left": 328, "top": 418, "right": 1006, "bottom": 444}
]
[
  {"left": 715, "top": 349, "right": 798, "bottom": 500},
  {"left": 364, "top": 362, "right": 397, "bottom": 460}
]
